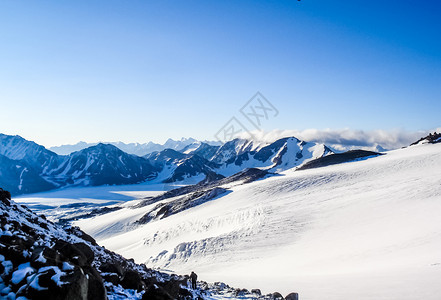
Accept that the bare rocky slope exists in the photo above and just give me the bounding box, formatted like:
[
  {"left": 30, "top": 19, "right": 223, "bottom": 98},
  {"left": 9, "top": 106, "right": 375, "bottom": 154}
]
[{"left": 0, "top": 188, "right": 298, "bottom": 300}]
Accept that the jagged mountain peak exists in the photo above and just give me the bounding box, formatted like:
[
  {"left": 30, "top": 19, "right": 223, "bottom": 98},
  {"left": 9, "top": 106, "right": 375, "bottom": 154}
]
[
  {"left": 0, "top": 133, "right": 58, "bottom": 161},
  {"left": 78, "top": 142, "right": 123, "bottom": 154}
]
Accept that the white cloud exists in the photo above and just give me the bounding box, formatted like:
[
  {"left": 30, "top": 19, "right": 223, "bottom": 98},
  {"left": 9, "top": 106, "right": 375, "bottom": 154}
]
[{"left": 236, "top": 128, "right": 436, "bottom": 151}]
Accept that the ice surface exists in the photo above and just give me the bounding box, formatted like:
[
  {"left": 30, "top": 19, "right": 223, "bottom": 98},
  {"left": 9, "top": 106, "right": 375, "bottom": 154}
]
[{"left": 73, "top": 143, "right": 441, "bottom": 299}]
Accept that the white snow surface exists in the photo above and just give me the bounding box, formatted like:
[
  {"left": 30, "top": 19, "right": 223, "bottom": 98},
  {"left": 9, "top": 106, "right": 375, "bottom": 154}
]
[
  {"left": 15, "top": 183, "right": 179, "bottom": 221},
  {"left": 74, "top": 143, "right": 441, "bottom": 300}
]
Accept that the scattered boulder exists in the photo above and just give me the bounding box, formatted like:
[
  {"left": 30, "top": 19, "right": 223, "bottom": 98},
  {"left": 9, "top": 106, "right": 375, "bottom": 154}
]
[
  {"left": 100, "top": 262, "right": 125, "bottom": 277},
  {"left": 251, "top": 288, "right": 262, "bottom": 295},
  {"left": 234, "top": 288, "right": 250, "bottom": 296},
  {"left": 272, "top": 292, "right": 284, "bottom": 299},
  {"left": 142, "top": 284, "right": 174, "bottom": 300},
  {"left": 83, "top": 266, "right": 107, "bottom": 300},
  {"left": 53, "top": 241, "right": 93, "bottom": 267},
  {"left": 120, "top": 270, "right": 145, "bottom": 291},
  {"left": 285, "top": 292, "right": 299, "bottom": 300}
]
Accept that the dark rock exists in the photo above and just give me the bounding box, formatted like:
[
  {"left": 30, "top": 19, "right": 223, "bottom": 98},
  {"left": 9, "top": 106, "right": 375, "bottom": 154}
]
[
  {"left": 234, "top": 288, "right": 250, "bottom": 296},
  {"left": 297, "top": 150, "right": 382, "bottom": 171},
  {"left": 21, "top": 224, "right": 37, "bottom": 236},
  {"left": 411, "top": 132, "right": 441, "bottom": 146},
  {"left": 142, "top": 283, "right": 174, "bottom": 300},
  {"left": 30, "top": 246, "right": 62, "bottom": 269},
  {"left": 179, "top": 287, "right": 193, "bottom": 297},
  {"left": 37, "top": 268, "right": 59, "bottom": 290},
  {"left": 0, "top": 188, "right": 11, "bottom": 205},
  {"left": 159, "top": 278, "right": 188, "bottom": 298},
  {"left": 83, "top": 266, "right": 107, "bottom": 300},
  {"left": 102, "top": 273, "right": 120, "bottom": 285},
  {"left": 100, "top": 262, "right": 125, "bottom": 277},
  {"left": 0, "top": 236, "right": 31, "bottom": 265},
  {"left": 73, "top": 243, "right": 94, "bottom": 265},
  {"left": 54, "top": 241, "right": 93, "bottom": 266},
  {"left": 26, "top": 267, "right": 88, "bottom": 300},
  {"left": 272, "top": 292, "right": 284, "bottom": 299},
  {"left": 251, "top": 288, "right": 262, "bottom": 295},
  {"left": 285, "top": 292, "right": 299, "bottom": 300},
  {"left": 120, "top": 270, "right": 145, "bottom": 292}
]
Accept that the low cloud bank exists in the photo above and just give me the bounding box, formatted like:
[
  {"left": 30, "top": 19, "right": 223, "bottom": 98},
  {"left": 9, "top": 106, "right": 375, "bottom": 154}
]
[{"left": 236, "top": 128, "right": 440, "bottom": 151}]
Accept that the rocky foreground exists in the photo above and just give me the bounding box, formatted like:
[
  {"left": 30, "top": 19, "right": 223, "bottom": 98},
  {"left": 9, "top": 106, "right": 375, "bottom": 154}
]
[{"left": 0, "top": 188, "right": 298, "bottom": 300}]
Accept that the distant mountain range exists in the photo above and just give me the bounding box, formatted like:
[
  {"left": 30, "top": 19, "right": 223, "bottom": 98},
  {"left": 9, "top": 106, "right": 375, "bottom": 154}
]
[
  {"left": 0, "top": 133, "right": 333, "bottom": 196},
  {"left": 48, "top": 138, "right": 222, "bottom": 156}
]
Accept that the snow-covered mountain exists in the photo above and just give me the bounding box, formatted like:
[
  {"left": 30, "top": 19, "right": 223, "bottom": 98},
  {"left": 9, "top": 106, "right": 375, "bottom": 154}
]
[
  {"left": 49, "top": 138, "right": 221, "bottom": 156},
  {"left": 0, "top": 134, "right": 60, "bottom": 174},
  {"left": 50, "top": 143, "right": 159, "bottom": 187},
  {"left": 211, "top": 137, "right": 333, "bottom": 176},
  {"left": 0, "top": 134, "right": 59, "bottom": 194},
  {"left": 146, "top": 149, "right": 221, "bottom": 183},
  {"left": 1, "top": 133, "right": 331, "bottom": 196},
  {"left": 0, "top": 154, "right": 56, "bottom": 195},
  {"left": 75, "top": 142, "right": 441, "bottom": 300}
]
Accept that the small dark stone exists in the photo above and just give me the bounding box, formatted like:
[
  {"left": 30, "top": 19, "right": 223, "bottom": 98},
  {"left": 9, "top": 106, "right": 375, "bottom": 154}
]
[
  {"left": 73, "top": 243, "right": 94, "bottom": 265},
  {"left": 120, "top": 270, "right": 144, "bottom": 292},
  {"left": 179, "top": 287, "right": 192, "bottom": 297},
  {"left": 54, "top": 241, "right": 93, "bottom": 267},
  {"left": 234, "top": 288, "right": 250, "bottom": 296},
  {"left": 285, "top": 292, "right": 299, "bottom": 300},
  {"left": 37, "top": 268, "right": 58, "bottom": 289},
  {"left": 159, "top": 278, "right": 187, "bottom": 298},
  {"left": 251, "top": 289, "right": 262, "bottom": 295},
  {"left": 142, "top": 284, "right": 174, "bottom": 300},
  {"left": 30, "top": 247, "right": 62, "bottom": 269},
  {"left": 100, "top": 262, "right": 125, "bottom": 277},
  {"left": 102, "top": 273, "right": 120, "bottom": 285},
  {"left": 272, "top": 292, "right": 284, "bottom": 299}
]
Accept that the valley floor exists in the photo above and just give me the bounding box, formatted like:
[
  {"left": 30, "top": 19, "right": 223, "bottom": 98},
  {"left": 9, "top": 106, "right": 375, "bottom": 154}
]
[{"left": 19, "top": 143, "right": 441, "bottom": 299}]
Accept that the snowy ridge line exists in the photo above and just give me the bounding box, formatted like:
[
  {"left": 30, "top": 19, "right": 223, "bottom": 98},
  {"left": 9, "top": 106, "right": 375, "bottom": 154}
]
[{"left": 0, "top": 133, "right": 332, "bottom": 196}]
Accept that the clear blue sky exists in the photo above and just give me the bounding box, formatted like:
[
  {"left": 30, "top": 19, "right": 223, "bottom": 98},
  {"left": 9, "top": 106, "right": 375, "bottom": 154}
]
[{"left": 0, "top": 0, "right": 440, "bottom": 146}]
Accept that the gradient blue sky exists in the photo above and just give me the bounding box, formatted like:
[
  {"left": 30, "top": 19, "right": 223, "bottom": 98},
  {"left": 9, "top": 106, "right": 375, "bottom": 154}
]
[{"left": 1, "top": 0, "right": 440, "bottom": 147}]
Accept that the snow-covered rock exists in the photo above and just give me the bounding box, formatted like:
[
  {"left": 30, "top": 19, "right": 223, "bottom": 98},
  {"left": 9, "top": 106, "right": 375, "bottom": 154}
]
[{"left": 0, "top": 188, "right": 292, "bottom": 299}]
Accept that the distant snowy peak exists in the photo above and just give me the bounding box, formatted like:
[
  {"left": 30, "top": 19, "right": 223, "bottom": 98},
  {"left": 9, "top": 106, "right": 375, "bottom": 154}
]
[
  {"left": 51, "top": 143, "right": 158, "bottom": 186},
  {"left": 185, "top": 142, "right": 220, "bottom": 160},
  {"left": 0, "top": 133, "right": 333, "bottom": 195},
  {"left": 0, "top": 134, "right": 60, "bottom": 174},
  {"left": 49, "top": 138, "right": 221, "bottom": 156},
  {"left": 211, "top": 137, "right": 333, "bottom": 176},
  {"left": 146, "top": 148, "right": 220, "bottom": 183}
]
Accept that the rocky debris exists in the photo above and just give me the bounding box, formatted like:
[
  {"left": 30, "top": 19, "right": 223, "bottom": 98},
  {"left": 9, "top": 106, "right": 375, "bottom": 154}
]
[
  {"left": 0, "top": 188, "right": 194, "bottom": 299},
  {"left": 410, "top": 132, "right": 441, "bottom": 146},
  {"left": 1, "top": 187, "right": 296, "bottom": 299},
  {"left": 0, "top": 198, "right": 106, "bottom": 299},
  {"left": 136, "top": 168, "right": 269, "bottom": 209},
  {"left": 58, "top": 206, "right": 123, "bottom": 226},
  {"left": 199, "top": 282, "right": 298, "bottom": 300},
  {"left": 137, "top": 187, "right": 227, "bottom": 224},
  {"left": 297, "top": 150, "right": 382, "bottom": 171}
]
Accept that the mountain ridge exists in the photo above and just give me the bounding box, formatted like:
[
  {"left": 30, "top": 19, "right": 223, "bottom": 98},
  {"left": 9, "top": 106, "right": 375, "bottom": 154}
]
[{"left": 1, "top": 133, "right": 332, "bottom": 196}]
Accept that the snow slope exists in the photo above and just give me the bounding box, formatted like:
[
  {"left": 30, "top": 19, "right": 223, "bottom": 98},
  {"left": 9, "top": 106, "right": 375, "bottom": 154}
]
[{"left": 75, "top": 143, "right": 441, "bottom": 300}]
